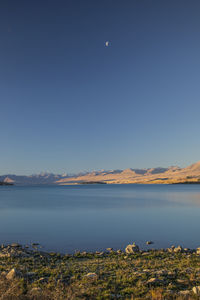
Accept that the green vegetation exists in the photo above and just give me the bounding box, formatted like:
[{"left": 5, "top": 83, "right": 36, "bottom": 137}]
[{"left": 1, "top": 244, "right": 200, "bottom": 299}]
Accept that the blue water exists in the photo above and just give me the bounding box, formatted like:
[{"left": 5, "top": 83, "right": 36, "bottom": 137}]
[{"left": 0, "top": 184, "right": 200, "bottom": 253}]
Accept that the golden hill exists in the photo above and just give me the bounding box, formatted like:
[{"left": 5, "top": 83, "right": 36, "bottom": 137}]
[{"left": 56, "top": 161, "right": 200, "bottom": 185}]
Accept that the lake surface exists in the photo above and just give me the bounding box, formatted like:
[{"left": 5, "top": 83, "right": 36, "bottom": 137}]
[{"left": 0, "top": 184, "right": 200, "bottom": 253}]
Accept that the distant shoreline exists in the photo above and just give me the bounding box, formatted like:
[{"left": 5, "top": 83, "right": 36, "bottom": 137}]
[
  {"left": 79, "top": 181, "right": 107, "bottom": 184},
  {"left": 2, "top": 181, "right": 200, "bottom": 186},
  {"left": 0, "top": 182, "right": 13, "bottom": 186},
  {"left": 173, "top": 181, "right": 200, "bottom": 184}
]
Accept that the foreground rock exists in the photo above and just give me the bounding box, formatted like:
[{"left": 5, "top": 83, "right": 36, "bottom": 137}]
[
  {"left": 125, "top": 243, "right": 139, "bottom": 254},
  {"left": 146, "top": 241, "right": 154, "bottom": 245},
  {"left": 192, "top": 286, "right": 200, "bottom": 295},
  {"left": 6, "top": 268, "right": 22, "bottom": 280},
  {"left": 167, "top": 245, "right": 186, "bottom": 253},
  {"left": 174, "top": 245, "right": 183, "bottom": 253}
]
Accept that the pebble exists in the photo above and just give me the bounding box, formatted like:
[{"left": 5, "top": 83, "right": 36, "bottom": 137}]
[
  {"left": 147, "top": 278, "right": 163, "bottom": 285},
  {"left": 84, "top": 273, "right": 98, "bottom": 279},
  {"left": 146, "top": 241, "right": 154, "bottom": 245}
]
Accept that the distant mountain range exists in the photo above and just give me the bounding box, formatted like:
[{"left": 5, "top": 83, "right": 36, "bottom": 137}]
[
  {"left": 0, "top": 173, "right": 66, "bottom": 185},
  {"left": 1, "top": 161, "right": 200, "bottom": 185}
]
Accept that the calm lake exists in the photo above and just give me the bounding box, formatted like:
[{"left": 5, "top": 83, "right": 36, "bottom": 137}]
[{"left": 0, "top": 184, "right": 200, "bottom": 253}]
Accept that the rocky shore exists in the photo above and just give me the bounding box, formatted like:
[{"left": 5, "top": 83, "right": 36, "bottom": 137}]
[{"left": 1, "top": 242, "right": 200, "bottom": 299}]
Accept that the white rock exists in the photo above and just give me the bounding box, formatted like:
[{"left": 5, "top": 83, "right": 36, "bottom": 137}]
[
  {"left": 125, "top": 243, "right": 139, "bottom": 254},
  {"left": 147, "top": 278, "right": 160, "bottom": 284},
  {"left": 85, "top": 272, "right": 98, "bottom": 279},
  {"left": 174, "top": 245, "right": 183, "bottom": 253},
  {"left": 192, "top": 286, "right": 200, "bottom": 294},
  {"left": 6, "top": 268, "right": 21, "bottom": 280}
]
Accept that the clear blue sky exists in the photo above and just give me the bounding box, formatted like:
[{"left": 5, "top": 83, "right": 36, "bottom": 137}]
[{"left": 1, "top": 0, "right": 200, "bottom": 175}]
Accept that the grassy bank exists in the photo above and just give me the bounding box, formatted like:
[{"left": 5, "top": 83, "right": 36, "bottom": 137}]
[{"left": 1, "top": 244, "right": 200, "bottom": 299}]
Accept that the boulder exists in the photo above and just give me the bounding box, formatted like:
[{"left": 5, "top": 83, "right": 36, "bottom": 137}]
[
  {"left": 125, "top": 243, "right": 139, "bottom": 254},
  {"left": 11, "top": 243, "right": 21, "bottom": 248},
  {"left": 174, "top": 245, "right": 183, "bottom": 253},
  {"left": 167, "top": 245, "right": 175, "bottom": 253},
  {"left": 6, "top": 268, "right": 22, "bottom": 280},
  {"left": 196, "top": 247, "right": 200, "bottom": 255},
  {"left": 192, "top": 286, "right": 200, "bottom": 295},
  {"left": 147, "top": 278, "right": 163, "bottom": 285},
  {"left": 142, "top": 252, "right": 149, "bottom": 256},
  {"left": 32, "top": 243, "right": 40, "bottom": 246},
  {"left": 106, "top": 248, "right": 113, "bottom": 252},
  {"left": 96, "top": 251, "right": 104, "bottom": 256},
  {"left": 117, "top": 249, "right": 122, "bottom": 254},
  {"left": 177, "top": 279, "right": 187, "bottom": 284},
  {"left": 183, "top": 248, "right": 190, "bottom": 253}
]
